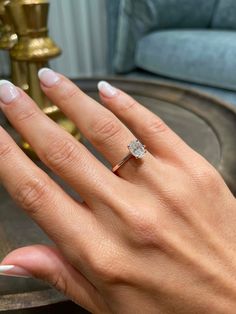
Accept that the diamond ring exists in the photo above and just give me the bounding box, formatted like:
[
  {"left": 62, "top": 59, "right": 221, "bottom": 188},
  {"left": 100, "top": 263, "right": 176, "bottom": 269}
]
[{"left": 112, "top": 139, "right": 146, "bottom": 173}]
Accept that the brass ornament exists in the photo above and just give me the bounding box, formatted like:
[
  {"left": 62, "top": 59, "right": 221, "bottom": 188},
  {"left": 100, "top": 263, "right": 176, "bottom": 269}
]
[
  {"left": 0, "top": 0, "right": 80, "bottom": 157},
  {"left": 0, "top": 0, "right": 17, "bottom": 49}
]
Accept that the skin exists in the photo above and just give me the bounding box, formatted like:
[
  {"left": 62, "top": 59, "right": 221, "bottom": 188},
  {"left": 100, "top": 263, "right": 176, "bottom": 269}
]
[{"left": 0, "top": 73, "right": 236, "bottom": 313}]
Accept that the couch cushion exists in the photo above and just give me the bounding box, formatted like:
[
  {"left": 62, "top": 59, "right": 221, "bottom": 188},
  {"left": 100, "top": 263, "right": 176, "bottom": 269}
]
[
  {"left": 114, "top": 0, "right": 217, "bottom": 73},
  {"left": 135, "top": 30, "right": 236, "bottom": 91},
  {"left": 212, "top": 0, "right": 236, "bottom": 29}
]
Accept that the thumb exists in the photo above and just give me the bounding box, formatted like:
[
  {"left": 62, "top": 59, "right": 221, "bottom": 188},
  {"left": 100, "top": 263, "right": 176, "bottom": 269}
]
[{"left": 0, "top": 245, "right": 106, "bottom": 313}]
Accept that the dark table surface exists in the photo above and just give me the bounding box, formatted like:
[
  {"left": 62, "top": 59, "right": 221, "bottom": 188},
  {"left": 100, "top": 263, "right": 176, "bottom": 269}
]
[{"left": 0, "top": 77, "right": 235, "bottom": 313}]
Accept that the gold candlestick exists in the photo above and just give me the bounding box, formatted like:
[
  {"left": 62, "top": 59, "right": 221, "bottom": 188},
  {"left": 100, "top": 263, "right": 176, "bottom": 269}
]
[
  {"left": 4, "top": 0, "right": 80, "bottom": 156},
  {"left": 0, "top": 0, "right": 17, "bottom": 49},
  {"left": 0, "top": 0, "right": 28, "bottom": 91},
  {"left": 6, "top": 0, "right": 60, "bottom": 108}
]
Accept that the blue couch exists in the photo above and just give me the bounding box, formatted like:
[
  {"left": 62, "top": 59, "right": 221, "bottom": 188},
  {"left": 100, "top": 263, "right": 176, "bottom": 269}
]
[{"left": 107, "top": 0, "right": 236, "bottom": 105}]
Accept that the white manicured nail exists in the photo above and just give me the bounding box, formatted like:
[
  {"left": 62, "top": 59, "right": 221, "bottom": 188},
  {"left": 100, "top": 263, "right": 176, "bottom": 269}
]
[
  {"left": 0, "top": 265, "right": 32, "bottom": 278},
  {"left": 0, "top": 80, "right": 20, "bottom": 104},
  {"left": 38, "top": 68, "right": 60, "bottom": 87},
  {"left": 97, "top": 81, "right": 118, "bottom": 98}
]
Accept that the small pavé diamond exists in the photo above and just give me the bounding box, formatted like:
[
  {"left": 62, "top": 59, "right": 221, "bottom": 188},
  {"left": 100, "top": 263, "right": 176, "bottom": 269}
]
[{"left": 128, "top": 139, "right": 146, "bottom": 159}]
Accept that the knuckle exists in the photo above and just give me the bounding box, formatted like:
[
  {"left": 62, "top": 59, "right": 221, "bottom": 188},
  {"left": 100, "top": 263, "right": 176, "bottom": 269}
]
[
  {"left": 135, "top": 222, "right": 159, "bottom": 247},
  {"left": 91, "top": 116, "right": 122, "bottom": 144},
  {"left": 126, "top": 209, "right": 173, "bottom": 251},
  {"left": 43, "top": 138, "right": 76, "bottom": 170},
  {"left": 194, "top": 165, "right": 221, "bottom": 190},
  {"left": 166, "top": 188, "right": 191, "bottom": 216},
  {"left": 15, "top": 109, "right": 38, "bottom": 123},
  {"left": 0, "top": 142, "right": 13, "bottom": 159},
  {"left": 88, "top": 249, "right": 125, "bottom": 284},
  {"left": 129, "top": 212, "right": 160, "bottom": 247},
  {"left": 92, "top": 257, "right": 122, "bottom": 284},
  {"left": 143, "top": 118, "right": 168, "bottom": 139},
  {"left": 15, "top": 177, "right": 49, "bottom": 214},
  {"left": 120, "top": 99, "right": 138, "bottom": 113},
  {"left": 51, "top": 271, "right": 69, "bottom": 296},
  {"left": 60, "top": 85, "right": 80, "bottom": 104}
]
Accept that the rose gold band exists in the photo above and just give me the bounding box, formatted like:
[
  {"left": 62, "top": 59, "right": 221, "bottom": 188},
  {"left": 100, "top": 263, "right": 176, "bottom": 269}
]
[{"left": 112, "top": 153, "right": 133, "bottom": 173}]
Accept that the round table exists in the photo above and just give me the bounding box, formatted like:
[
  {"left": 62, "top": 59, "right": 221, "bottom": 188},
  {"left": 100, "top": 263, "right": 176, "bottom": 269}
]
[{"left": 0, "top": 78, "right": 235, "bottom": 313}]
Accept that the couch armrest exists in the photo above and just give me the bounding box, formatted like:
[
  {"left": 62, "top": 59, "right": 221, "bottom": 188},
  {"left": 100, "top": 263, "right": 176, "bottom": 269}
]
[
  {"left": 211, "top": 0, "right": 236, "bottom": 29},
  {"left": 114, "top": 0, "right": 217, "bottom": 73}
]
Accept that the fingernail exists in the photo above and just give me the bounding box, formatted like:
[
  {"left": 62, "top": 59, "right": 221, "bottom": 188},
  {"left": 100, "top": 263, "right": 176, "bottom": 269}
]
[
  {"left": 0, "top": 265, "right": 32, "bottom": 278},
  {"left": 0, "top": 80, "right": 20, "bottom": 104},
  {"left": 97, "top": 81, "right": 118, "bottom": 98},
  {"left": 38, "top": 68, "right": 60, "bottom": 87}
]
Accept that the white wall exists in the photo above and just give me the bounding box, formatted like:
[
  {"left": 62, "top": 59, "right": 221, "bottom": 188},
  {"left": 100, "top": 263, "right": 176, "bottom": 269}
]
[{"left": 0, "top": 0, "right": 108, "bottom": 78}]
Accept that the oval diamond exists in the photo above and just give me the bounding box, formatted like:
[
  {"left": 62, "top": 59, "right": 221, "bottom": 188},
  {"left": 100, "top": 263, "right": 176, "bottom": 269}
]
[{"left": 128, "top": 139, "right": 146, "bottom": 159}]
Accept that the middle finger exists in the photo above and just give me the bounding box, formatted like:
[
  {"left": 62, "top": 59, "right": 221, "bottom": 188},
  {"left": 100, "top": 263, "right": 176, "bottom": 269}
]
[{"left": 0, "top": 80, "right": 118, "bottom": 206}]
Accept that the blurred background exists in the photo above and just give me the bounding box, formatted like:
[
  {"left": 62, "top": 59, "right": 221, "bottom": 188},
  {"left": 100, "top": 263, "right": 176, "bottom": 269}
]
[
  {"left": 1, "top": 0, "right": 236, "bottom": 105},
  {"left": 0, "top": 0, "right": 108, "bottom": 78}
]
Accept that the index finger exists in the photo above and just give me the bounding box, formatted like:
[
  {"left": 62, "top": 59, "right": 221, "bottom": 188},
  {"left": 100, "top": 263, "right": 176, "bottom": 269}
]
[{"left": 0, "top": 127, "right": 95, "bottom": 249}]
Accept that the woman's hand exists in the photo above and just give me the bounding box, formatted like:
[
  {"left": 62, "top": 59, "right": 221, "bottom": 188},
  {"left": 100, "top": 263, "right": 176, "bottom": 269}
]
[{"left": 0, "top": 69, "right": 235, "bottom": 314}]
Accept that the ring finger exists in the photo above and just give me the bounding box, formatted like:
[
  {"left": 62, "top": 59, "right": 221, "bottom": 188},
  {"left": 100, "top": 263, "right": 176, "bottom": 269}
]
[
  {"left": 38, "top": 69, "right": 158, "bottom": 181},
  {"left": 98, "top": 81, "right": 197, "bottom": 163}
]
